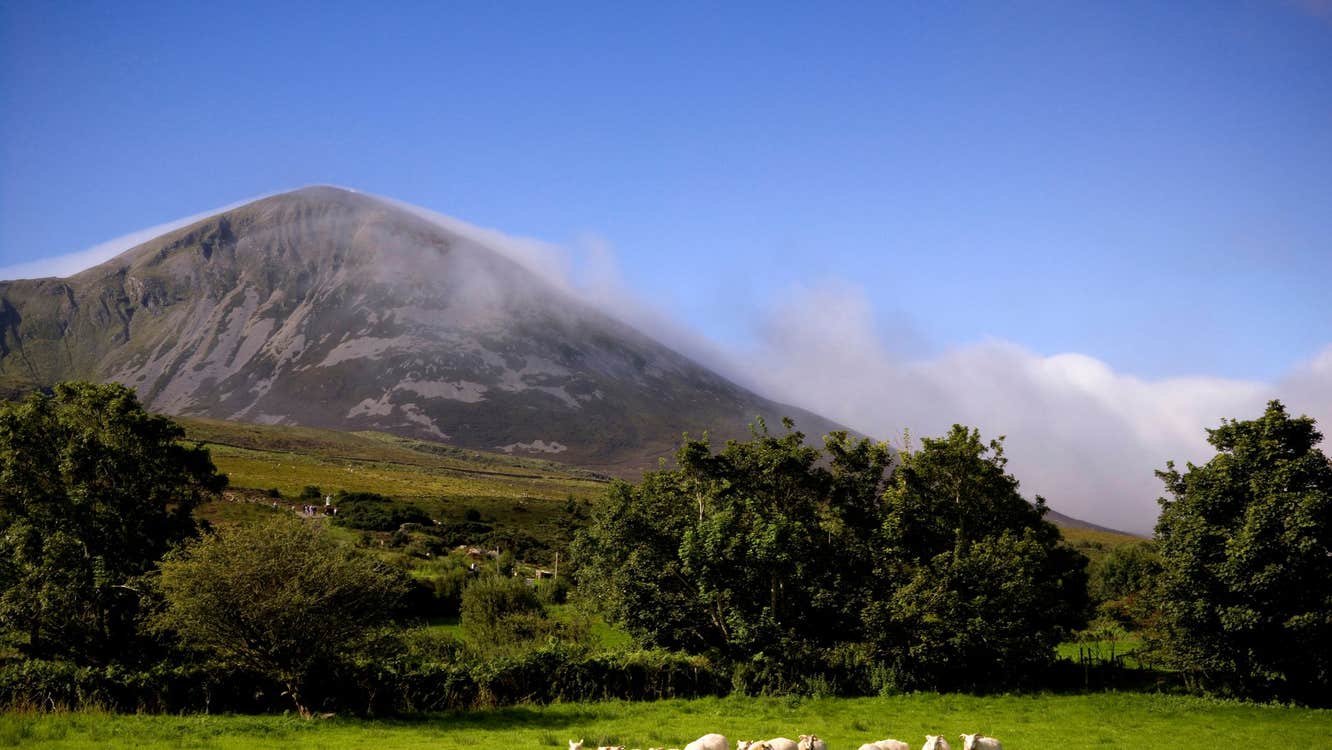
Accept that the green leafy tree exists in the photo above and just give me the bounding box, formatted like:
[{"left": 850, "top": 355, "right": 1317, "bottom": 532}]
[
  {"left": 866, "top": 426, "right": 1089, "bottom": 690},
  {"left": 155, "top": 514, "right": 406, "bottom": 718},
  {"left": 1154, "top": 401, "right": 1332, "bottom": 702},
  {"left": 0, "top": 382, "right": 225, "bottom": 662},
  {"left": 575, "top": 421, "right": 890, "bottom": 668}
]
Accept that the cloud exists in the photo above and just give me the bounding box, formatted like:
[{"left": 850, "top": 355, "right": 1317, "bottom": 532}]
[
  {"left": 733, "top": 282, "right": 1323, "bottom": 536},
  {"left": 364, "top": 210, "right": 1329, "bottom": 536},
  {"left": 378, "top": 197, "right": 576, "bottom": 294},
  {"left": 384, "top": 200, "right": 744, "bottom": 374},
  {"left": 7, "top": 191, "right": 1323, "bottom": 536},
  {"left": 0, "top": 194, "right": 275, "bottom": 282}
]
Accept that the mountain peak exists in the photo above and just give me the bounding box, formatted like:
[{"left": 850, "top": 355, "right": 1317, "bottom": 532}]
[{"left": 0, "top": 192, "right": 847, "bottom": 473}]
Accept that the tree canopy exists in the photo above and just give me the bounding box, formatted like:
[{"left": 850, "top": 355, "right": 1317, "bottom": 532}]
[
  {"left": 574, "top": 422, "right": 889, "bottom": 670},
  {"left": 155, "top": 513, "right": 407, "bottom": 717},
  {"left": 574, "top": 420, "right": 1088, "bottom": 691},
  {"left": 0, "top": 382, "right": 226, "bottom": 662},
  {"left": 1154, "top": 400, "right": 1332, "bottom": 702},
  {"left": 866, "top": 426, "right": 1089, "bottom": 689}
]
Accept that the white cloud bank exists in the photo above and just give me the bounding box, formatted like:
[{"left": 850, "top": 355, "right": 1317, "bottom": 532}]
[
  {"left": 732, "top": 282, "right": 1332, "bottom": 535},
  {"left": 7, "top": 192, "right": 1326, "bottom": 535}
]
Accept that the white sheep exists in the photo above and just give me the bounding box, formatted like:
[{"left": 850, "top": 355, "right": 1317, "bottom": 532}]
[
  {"left": 960, "top": 735, "right": 1001, "bottom": 750},
  {"left": 737, "top": 742, "right": 770, "bottom": 750},
  {"left": 685, "top": 734, "right": 729, "bottom": 750},
  {"left": 571, "top": 740, "right": 584, "bottom": 750},
  {"left": 921, "top": 736, "right": 952, "bottom": 750},
  {"left": 859, "top": 741, "right": 910, "bottom": 750},
  {"left": 797, "top": 736, "right": 828, "bottom": 750},
  {"left": 764, "top": 739, "right": 798, "bottom": 750}
]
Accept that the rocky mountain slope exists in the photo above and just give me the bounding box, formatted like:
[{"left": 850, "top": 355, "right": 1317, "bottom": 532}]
[{"left": 0, "top": 187, "right": 847, "bottom": 472}]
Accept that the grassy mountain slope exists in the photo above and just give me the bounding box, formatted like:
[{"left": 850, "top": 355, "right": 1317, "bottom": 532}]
[{"left": 187, "top": 416, "right": 1141, "bottom": 558}]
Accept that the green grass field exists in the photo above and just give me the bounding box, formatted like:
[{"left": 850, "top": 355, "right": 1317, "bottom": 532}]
[{"left": 3, "top": 693, "right": 1329, "bottom": 749}]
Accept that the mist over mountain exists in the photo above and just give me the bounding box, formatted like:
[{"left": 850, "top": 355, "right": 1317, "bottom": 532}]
[{"left": 0, "top": 187, "right": 846, "bottom": 473}]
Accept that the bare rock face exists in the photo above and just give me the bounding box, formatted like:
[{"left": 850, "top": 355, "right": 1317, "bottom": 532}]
[{"left": 0, "top": 187, "right": 845, "bottom": 472}]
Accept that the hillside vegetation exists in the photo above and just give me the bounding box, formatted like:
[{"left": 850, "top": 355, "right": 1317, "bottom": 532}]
[
  {"left": 9, "top": 385, "right": 1321, "bottom": 720},
  {"left": 181, "top": 413, "right": 1138, "bottom": 546}
]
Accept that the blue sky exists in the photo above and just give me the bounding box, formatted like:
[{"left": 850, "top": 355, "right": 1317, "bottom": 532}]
[{"left": 2, "top": 1, "right": 1330, "bottom": 529}]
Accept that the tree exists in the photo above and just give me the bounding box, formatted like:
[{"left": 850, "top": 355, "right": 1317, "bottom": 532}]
[
  {"left": 1154, "top": 401, "right": 1332, "bottom": 702},
  {"left": 1088, "top": 541, "right": 1161, "bottom": 630},
  {"left": 574, "top": 421, "right": 891, "bottom": 669},
  {"left": 0, "top": 382, "right": 225, "bottom": 662},
  {"left": 866, "top": 426, "right": 1089, "bottom": 690},
  {"left": 155, "top": 514, "right": 406, "bottom": 717}
]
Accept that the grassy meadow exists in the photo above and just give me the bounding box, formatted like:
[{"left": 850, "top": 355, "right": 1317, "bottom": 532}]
[
  {"left": 181, "top": 415, "right": 1146, "bottom": 551},
  {"left": 4, "top": 693, "right": 1329, "bottom": 749}
]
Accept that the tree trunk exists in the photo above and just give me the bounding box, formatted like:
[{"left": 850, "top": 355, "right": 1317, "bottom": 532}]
[{"left": 285, "top": 681, "right": 312, "bottom": 720}]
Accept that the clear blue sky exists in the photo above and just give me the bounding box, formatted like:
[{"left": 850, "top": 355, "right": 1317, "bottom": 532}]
[{"left": 2, "top": 0, "right": 1329, "bottom": 381}]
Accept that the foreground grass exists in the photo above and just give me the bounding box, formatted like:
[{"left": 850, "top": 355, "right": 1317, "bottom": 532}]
[{"left": 3, "top": 693, "right": 1328, "bottom": 749}]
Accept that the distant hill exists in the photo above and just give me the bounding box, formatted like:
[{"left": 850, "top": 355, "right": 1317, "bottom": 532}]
[
  {"left": 181, "top": 415, "right": 1139, "bottom": 550},
  {"left": 1044, "top": 507, "right": 1141, "bottom": 536},
  {"left": 0, "top": 187, "right": 845, "bottom": 474}
]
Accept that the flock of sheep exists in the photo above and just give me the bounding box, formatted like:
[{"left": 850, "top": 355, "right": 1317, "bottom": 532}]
[{"left": 569, "top": 732, "right": 1002, "bottom": 750}]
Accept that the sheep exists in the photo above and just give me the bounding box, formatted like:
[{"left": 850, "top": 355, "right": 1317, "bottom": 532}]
[
  {"left": 685, "top": 734, "right": 729, "bottom": 750},
  {"left": 797, "top": 736, "right": 828, "bottom": 750},
  {"left": 571, "top": 741, "right": 584, "bottom": 750},
  {"left": 960, "top": 735, "right": 1001, "bottom": 750},
  {"left": 858, "top": 741, "right": 910, "bottom": 750},
  {"left": 921, "top": 736, "right": 952, "bottom": 750},
  {"left": 764, "top": 739, "right": 798, "bottom": 750},
  {"left": 737, "top": 743, "right": 771, "bottom": 750}
]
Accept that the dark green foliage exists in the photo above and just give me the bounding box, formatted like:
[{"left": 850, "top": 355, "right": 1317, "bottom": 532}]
[
  {"left": 0, "top": 382, "right": 226, "bottom": 663},
  {"left": 332, "top": 491, "right": 432, "bottom": 531},
  {"left": 300, "top": 485, "right": 322, "bottom": 500},
  {"left": 460, "top": 575, "right": 571, "bottom": 653},
  {"left": 1089, "top": 541, "right": 1161, "bottom": 629},
  {"left": 538, "top": 577, "right": 570, "bottom": 605},
  {"left": 0, "top": 647, "right": 725, "bottom": 714},
  {"left": 575, "top": 422, "right": 891, "bottom": 666},
  {"left": 867, "top": 426, "right": 1089, "bottom": 690},
  {"left": 154, "top": 514, "right": 407, "bottom": 717},
  {"left": 430, "top": 519, "right": 496, "bottom": 547},
  {"left": 401, "top": 557, "right": 470, "bottom": 619},
  {"left": 577, "top": 422, "right": 1087, "bottom": 691},
  {"left": 1154, "top": 401, "right": 1332, "bottom": 703},
  {"left": 0, "top": 658, "right": 283, "bottom": 714}
]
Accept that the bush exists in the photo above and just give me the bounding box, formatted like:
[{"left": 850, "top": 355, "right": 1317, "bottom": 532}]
[
  {"left": 537, "top": 578, "right": 570, "bottom": 605},
  {"left": 0, "top": 659, "right": 282, "bottom": 714},
  {"left": 402, "top": 562, "right": 469, "bottom": 619},
  {"left": 472, "top": 646, "right": 725, "bottom": 706},
  {"left": 460, "top": 576, "right": 546, "bottom": 650},
  {"left": 333, "top": 493, "right": 432, "bottom": 532}
]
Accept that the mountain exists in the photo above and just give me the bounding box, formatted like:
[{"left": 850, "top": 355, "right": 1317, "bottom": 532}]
[{"left": 0, "top": 187, "right": 848, "bottom": 473}]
